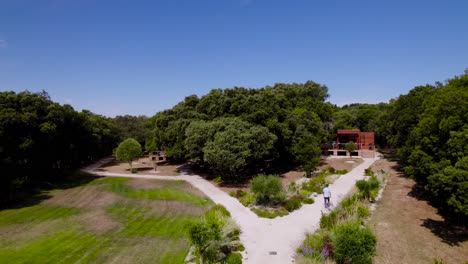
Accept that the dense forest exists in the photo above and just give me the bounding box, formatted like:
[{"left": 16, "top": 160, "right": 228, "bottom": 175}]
[{"left": 1, "top": 72, "right": 467, "bottom": 219}]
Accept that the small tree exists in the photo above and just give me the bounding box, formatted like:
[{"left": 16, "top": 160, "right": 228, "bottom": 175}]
[
  {"left": 345, "top": 141, "right": 357, "bottom": 157},
  {"left": 251, "top": 174, "right": 284, "bottom": 205},
  {"left": 115, "top": 138, "right": 142, "bottom": 171}
]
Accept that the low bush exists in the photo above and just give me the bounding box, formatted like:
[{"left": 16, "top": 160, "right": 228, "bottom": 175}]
[
  {"left": 320, "top": 211, "right": 338, "bottom": 229},
  {"left": 206, "top": 204, "right": 231, "bottom": 217},
  {"left": 251, "top": 174, "right": 284, "bottom": 205},
  {"left": 239, "top": 192, "right": 255, "bottom": 206},
  {"left": 335, "top": 169, "right": 348, "bottom": 175},
  {"left": 303, "top": 197, "right": 315, "bottom": 204},
  {"left": 324, "top": 166, "right": 336, "bottom": 173},
  {"left": 356, "top": 176, "right": 380, "bottom": 200},
  {"left": 357, "top": 205, "right": 370, "bottom": 218},
  {"left": 213, "top": 176, "right": 222, "bottom": 183},
  {"left": 299, "top": 189, "right": 311, "bottom": 197},
  {"left": 251, "top": 207, "right": 289, "bottom": 218},
  {"left": 301, "top": 172, "right": 328, "bottom": 194},
  {"left": 332, "top": 221, "right": 376, "bottom": 264},
  {"left": 188, "top": 204, "right": 241, "bottom": 263},
  {"left": 364, "top": 168, "right": 374, "bottom": 176},
  {"left": 284, "top": 197, "right": 302, "bottom": 212},
  {"left": 226, "top": 253, "right": 243, "bottom": 264}
]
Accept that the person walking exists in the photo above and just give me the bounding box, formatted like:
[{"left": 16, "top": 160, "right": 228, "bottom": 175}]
[{"left": 323, "top": 184, "right": 331, "bottom": 208}]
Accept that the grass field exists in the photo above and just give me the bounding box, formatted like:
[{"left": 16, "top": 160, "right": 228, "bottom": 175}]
[{"left": 0, "top": 176, "right": 213, "bottom": 264}]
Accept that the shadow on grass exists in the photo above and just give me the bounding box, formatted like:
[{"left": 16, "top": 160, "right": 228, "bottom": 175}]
[
  {"left": 0, "top": 171, "right": 101, "bottom": 210},
  {"left": 421, "top": 218, "right": 468, "bottom": 246}
]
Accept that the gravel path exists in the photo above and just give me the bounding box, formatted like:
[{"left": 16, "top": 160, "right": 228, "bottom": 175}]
[{"left": 83, "top": 155, "right": 379, "bottom": 264}]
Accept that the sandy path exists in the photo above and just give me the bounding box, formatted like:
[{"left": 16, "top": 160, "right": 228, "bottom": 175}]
[{"left": 83, "top": 155, "right": 379, "bottom": 264}]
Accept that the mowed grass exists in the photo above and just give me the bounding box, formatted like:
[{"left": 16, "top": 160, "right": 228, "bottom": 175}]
[
  {"left": 0, "top": 176, "right": 213, "bottom": 264},
  {"left": 103, "top": 178, "right": 211, "bottom": 206}
]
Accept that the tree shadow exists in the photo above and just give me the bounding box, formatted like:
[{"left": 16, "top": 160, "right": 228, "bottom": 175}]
[
  {"left": 0, "top": 171, "right": 101, "bottom": 210},
  {"left": 421, "top": 218, "right": 468, "bottom": 246}
]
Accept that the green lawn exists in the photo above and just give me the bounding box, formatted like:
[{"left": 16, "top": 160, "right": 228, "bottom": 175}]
[{"left": 0, "top": 176, "right": 213, "bottom": 264}]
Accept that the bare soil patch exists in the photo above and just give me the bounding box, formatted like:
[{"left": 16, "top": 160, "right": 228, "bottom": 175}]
[
  {"left": 78, "top": 210, "right": 122, "bottom": 234},
  {"left": 369, "top": 157, "right": 468, "bottom": 264},
  {"left": 43, "top": 185, "right": 120, "bottom": 209},
  {"left": 318, "top": 157, "right": 363, "bottom": 171},
  {"left": 98, "top": 156, "right": 181, "bottom": 176}
]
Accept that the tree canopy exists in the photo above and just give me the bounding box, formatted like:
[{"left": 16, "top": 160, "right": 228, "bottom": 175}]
[
  {"left": 0, "top": 91, "right": 119, "bottom": 204},
  {"left": 146, "top": 81, "right": 332, "bottom": 180},
  {"left": 115, "top": 138, "right": 142, "bottom": 170}
]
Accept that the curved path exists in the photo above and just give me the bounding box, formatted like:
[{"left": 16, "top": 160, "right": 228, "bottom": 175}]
[{"left": 83, "top": 155, "right": 379, "bottom": 264}]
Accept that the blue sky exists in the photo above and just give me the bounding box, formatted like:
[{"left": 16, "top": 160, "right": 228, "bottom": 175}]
[{"left": 1, "top": 0, "right": 467, "bottom": 117}]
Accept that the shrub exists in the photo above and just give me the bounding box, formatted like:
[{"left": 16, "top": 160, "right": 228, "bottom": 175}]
[
  {"left": 239, "top": 192, "right": 255, "bottom": 206},
  {"left": 357, "top": 205, "right": 370, "bottom": 218},
  {"left": 251, "top": 207, "right": 289, "bottom": 218},
  {"left": 332, "top": 221, "right": 376, "bottom": 264},
  {"left": 324, "top": 166, "right": 336, "bottom": 173},
  {"left": 364, "top": 168, "right": 374, "bottom": 176},
  {"left": 356, "top": 176, "right": 380, "bottom": 200},
  {"left": 340, "top": 195, "right": 358, "bottom": 212},
  {"left": 299, "top": 189, "right": 311, "bottom": 197},
  {"left": 335, "top": 169, "right": 348, "bottom": 175},
  {"left": 303, "top": 197, "right": 315, "bottom": 204},
  {"left": 251, "top": 174, "right": 284, "bottom": 205},
  {"left": 229, "top": 191, "right": 236, "bottom": 197},
  {"left": 206, "top": 204, "right": 231, "bottom": 217},
  {"left": 226, "top": 253, "right": 243, "bottom": 264},
  {"left": 284, "top": 197, "right": 302, "bottom": 212},
  {"left": 320, "top": 211, "right": 338, "bottom": 229},
  {"left": 236, "top": 189, "right": 246, "bottom": 198},
  {"left": 213, "top": 176, "right": 222, "bottom": 183}
]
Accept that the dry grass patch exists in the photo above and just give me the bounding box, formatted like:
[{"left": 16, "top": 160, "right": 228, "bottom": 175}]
[
  {"left": 369, "top": 157, "right": 468, "bottom": 264},
  {"left": 43, "top": 185, "right": 120, "bottom": 209}
]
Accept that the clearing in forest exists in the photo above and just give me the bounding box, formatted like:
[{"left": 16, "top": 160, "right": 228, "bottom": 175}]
[{"left": 0, "top": 177, "right": 212, "bottom": 263}]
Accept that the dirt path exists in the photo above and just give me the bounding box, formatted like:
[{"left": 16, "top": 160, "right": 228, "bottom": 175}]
[
  {"left": 369, "top": 158, "right": 468, "bottom": 264},
  {"left": 83, "top": 156, "right": 380, "bottom": 264}
]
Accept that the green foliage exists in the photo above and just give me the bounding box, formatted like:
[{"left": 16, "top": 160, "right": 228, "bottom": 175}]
[
  {"left": 250, "top": 175, "right": 284, "bottom": 205},
  {"left": 284, "top": 197, "right": 302, "bottom": 212},
  {"left": 213, "top": 176, "right": 222, "bottom": 183},
  {"left": 188, "top": 204, "right": 241, "bottom": 263},
  {"left": 382, "top": 73, "right": 468, "bottom": 217},
  {"left": 201, "top": 118, "right": 277, "bottom": 180},
  {"left": 146, "top": 81, "right": 331, "bottom": 180},
  {"left": 332, "top": 221, "right": 376, "bottom": 264},
  {"left": 320, "top": 210, "right": 338, "bottom": 229},
  {"left": 0, "top": 91, "right": 119, "bottom": 204},
  {"left": 303, "top": 197, "right": 315, "bottom": 204},
  {"left": 427, "top": 156, "right": 468, "bottom": 215},
  {"left": 301, "top": 172, "right": 330, "bottom": 194},
  {"left": 115, "top": 138, "right": 142, "bottom": 169},
  {"left": 357, "top": 205, "right": 370, "bottom": 218},
  {"left": 226, "top": 253, "right": 243, "bottom": 264},
  {"left": 239, "top": 192, "right": 256, "bottom": 207},
  {"left": 356, "top": 176, "right": 380, "bottom": 200},
  {"left": 364, "top": 168, "right": 374, "bottom": 176},
  {"left": 345, "top": 141, "right": 357, "bottom": 156},
  {"left": 335, "top": 169, "right": 348, "bottom": 175},
  {"left": 251, "top": 207, "right": 289, "bottom": 218},
  {"left": 112, "top": 115, "right": 149, "bottom": 146}
]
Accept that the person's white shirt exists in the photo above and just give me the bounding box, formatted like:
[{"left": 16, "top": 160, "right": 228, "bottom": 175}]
[{"left": 323, "top": 187, "right": 331, "bottom": 198}]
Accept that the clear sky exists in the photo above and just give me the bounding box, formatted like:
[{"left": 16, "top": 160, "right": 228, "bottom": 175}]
[{"left": 1, "top": 0, "right": 467, "bottom": 117}]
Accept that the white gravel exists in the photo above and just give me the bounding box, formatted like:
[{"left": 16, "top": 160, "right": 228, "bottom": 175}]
[{"left": 83, "top": 155, "right": 380, "bottom": 264}]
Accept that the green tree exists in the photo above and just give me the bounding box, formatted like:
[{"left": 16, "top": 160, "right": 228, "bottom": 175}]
[
  {"left": 345, "top": 141, "right": 357, "bottom": 157},
  {"left": 115, "top": 138, "right": 142, "bottom": 171}
]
